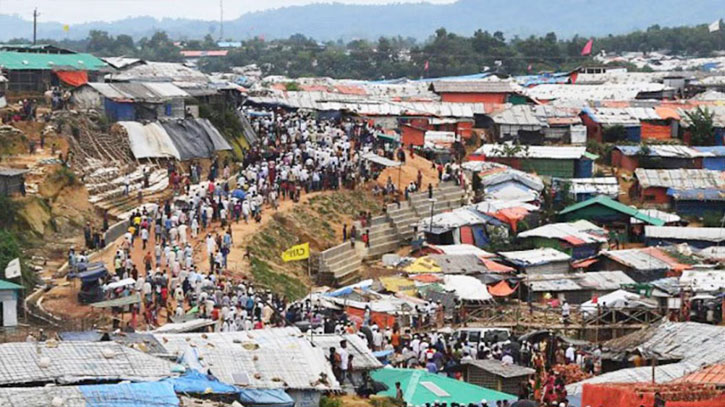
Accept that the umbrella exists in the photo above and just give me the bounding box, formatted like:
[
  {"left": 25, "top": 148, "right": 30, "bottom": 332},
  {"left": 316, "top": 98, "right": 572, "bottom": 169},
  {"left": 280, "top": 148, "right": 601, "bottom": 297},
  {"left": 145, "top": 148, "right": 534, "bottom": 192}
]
[
  {"left": 232, "top": 189, "right": 246, "bottom": 200},
  {"left": 511, "top": 400, "right": 538, "bottom": 407}
]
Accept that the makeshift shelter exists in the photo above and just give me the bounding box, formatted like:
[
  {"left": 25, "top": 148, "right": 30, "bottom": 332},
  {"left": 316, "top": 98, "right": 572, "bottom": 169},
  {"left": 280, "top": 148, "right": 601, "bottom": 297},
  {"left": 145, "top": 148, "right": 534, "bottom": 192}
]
[
  {"left": 523, "top": 271, "right": 636, "bottom": 304},
  {"left": 153, "top": 328, "right": 340, "bottom": 403},
  {"left": 634, "top": 168, "right": 725, "bottom": 216},
  {"left": 0, "top": 341, "right": 177, "bottom": 386},
  {"left": 644, "top": 226, "right": 725, "bottom": 249},
  {"left": 0, "top": 168, "right": 28, "bottom": 196},
  {"left": 0, "top": 381, "right": 180, "bottom": 407},
  {"left": 471, "top": 144, "right": 596, "bottom": 178},
  {"left": 517, "top": 220, "right": 608, "bottom": 260},
  {"left": 443, "top": 275, "right": 493, "bottom": 302},
  {"left": 463, "top": 360, "right": 535, "bottom": 395},
  {"left": 159, "top": 119, "right": 232, "bottom": 160},
  {"left": 488, "top": 280, "right": 516, "bottom": 298},
  {"left": 0, "top": 49, "right": 107, "bottom": 92},
  {"left": 498, "top": 248, "right": 571, "bottom": 275},
  {"left": 0, "top": 279, "right": 22, "bottom": 327},
  {"left": 579, "top": 289, "right": 658, "bottom": 318},
  {"left": 597, "top": 247, "right": 692, "bottom": 282},
  {"left": 555, "top": 177, "right": 619, "bottom": 202},
  {"left": 477, "top": 166, "right": 544, "bottom": 202},
  {"left": 371, "top": 368, "right": 516, "bottom": 405},
  {"left": 567, "top": 322, "right": 725, "bottom": 398}
]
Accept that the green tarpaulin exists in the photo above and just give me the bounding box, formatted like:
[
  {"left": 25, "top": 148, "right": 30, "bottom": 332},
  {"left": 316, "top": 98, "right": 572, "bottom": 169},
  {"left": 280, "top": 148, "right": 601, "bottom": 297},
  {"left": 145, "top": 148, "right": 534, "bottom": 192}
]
[{"left": 371, "top": 368, "right": 515, "bottom": 405}]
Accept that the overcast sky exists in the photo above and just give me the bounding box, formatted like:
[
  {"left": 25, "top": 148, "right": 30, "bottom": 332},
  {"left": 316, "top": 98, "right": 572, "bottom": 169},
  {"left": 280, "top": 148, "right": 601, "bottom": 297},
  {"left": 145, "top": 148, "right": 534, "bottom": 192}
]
[{"left": 0, "top": 0, "right": 455, "bottom": 24}]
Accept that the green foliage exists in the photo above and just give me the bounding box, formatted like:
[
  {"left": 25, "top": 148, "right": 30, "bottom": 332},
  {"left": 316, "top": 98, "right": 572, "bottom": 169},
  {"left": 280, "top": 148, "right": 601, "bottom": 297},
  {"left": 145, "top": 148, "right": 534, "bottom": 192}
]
[
  {"left": 319, "top": 397, "right": 343, "bottom": 407},
  {"left": 48, "top": 166, "right": 79, "bottom": 187},
  {"left": 198, "top": 103, "right": 246, "bottom": 158},
  {"left": 684, "top": 107, "right": 716, "bottom": 146},
  {"left": 703, "top": 211, "right": 724, "bottom": 228},
  {"left": 250, "top": 257, "right": 307, "bottom": 300},
  {"left": 0, "top": 195, "right": 20, "bottom": 230},
  {"left": 603, "top": 125, "right": 629, "bottom": 143},
  {"left": 285, "top": 82, "right": 301, "bottom": 91}
]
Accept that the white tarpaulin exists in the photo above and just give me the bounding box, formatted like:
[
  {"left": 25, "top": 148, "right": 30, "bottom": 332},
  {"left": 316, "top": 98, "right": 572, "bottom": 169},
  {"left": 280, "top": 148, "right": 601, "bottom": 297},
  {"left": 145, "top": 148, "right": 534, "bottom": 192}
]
[
  {"left": 120, "top": 121, "right": 181, "bottom": 160},
  {"left": 3, "top": 258, "right": 20, "bottom": 279},
  {"left": 362, "top": 152, "right": 402, "bottom": 167},
  {"left": 443, "top": 275, "right": 493, "bottom": 302},
  {"left": 580, "top": 289, "right": 657, "bottom": 317}
]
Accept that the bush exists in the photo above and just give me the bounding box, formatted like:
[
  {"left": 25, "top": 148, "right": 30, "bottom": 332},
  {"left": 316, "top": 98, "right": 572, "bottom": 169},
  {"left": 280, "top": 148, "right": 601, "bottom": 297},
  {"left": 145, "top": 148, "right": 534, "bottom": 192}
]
[
  {"left": 703, "top": 211, "right": 724, "bottom": 228},
  {"left": 319, "top": 396, "right": 342, "bottom": 407},
  {"left": 48, "top": 166, "right": 79, "bottom": 187}
]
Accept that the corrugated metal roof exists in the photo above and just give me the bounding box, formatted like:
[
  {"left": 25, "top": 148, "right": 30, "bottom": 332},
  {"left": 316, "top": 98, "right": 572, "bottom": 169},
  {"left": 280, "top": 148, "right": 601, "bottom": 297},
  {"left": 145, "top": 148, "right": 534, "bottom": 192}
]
[
  {"left": 431, "top": 80, "right": 518, "bottom": 94},
  {"left": 0, "top": 341, "right": 176, "bottom": 386},
  {"left": 0, "top": 51, "right": 107, "bottom": 71},
  {"left": 491, "top": 105, "right": 543, "bottom": 126},
  {"left": 680, "top": 269, "right": 725, "bottom": 292},
  {"left": 676, "top": 363, "right": 725, "bottom": 385},
  {"left": 525, "top": 271, "right": 635, "bottom": 292},
  {"left": 564, "top": 177, "right": 619, "bottom": 196},
  {"left": 498, "top": 248, "right": 571, "bottom": 266},
  {"left": 85, "top": 82, "right": 188, "bottom": 102},
  {"left": 645, "top": 226, "right": 725, "bottom": 243},
  {"left": 559, "top": 195, "right": 666, "bottom": 226},
  {"left": 153, "top": 327, "right": 340, "bottom": 391},
  {"left": 464, "top": 360, "right": 535, "bottom": 378},
  {"left": 615, "top": 145, "right": 709, "bottom": 158},
  {"left": 568, "top": 322, "right": 725, "bottom": 396},
  {"left": 111, "top": 61, "right": 209, "bottom": 84},
  {"left": 635, "top": 168, "right": 725, "bottom": 190},
  {"left": 525, "top": 83, "right": 668, "bottom": 102},
  {"left": 630, "top": 209, "right": 681, "bottom": 225},
  {"left": 479, "top": 168, "right": 545, "bottom": 191},
  {"left": 475, "top": 144, "right": 588, "bottom": 159},
  {"left": 518, "top": 221, "right": 608, "bottom": 245},
  {"left": 602, "top": 247, "right": 683, "bottom": 271}
]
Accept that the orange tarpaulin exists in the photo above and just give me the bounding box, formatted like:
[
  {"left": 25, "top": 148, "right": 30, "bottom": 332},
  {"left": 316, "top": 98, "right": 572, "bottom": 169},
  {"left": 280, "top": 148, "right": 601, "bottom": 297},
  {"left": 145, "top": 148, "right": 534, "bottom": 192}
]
[
  {"left": 345, "top": 306, "right": 396, "bottom": 329},
  {"left": 55, "top": 70, "right": 88, "bottom": 87},
  {"left": 410, "top": 274, "right": 442, "bottom": 283},
  {"left": 488, "top": 280, "right": 516, "bottom": 297},
  {"left": 480, "top": 258, "right": 515, "bottom": 273}
]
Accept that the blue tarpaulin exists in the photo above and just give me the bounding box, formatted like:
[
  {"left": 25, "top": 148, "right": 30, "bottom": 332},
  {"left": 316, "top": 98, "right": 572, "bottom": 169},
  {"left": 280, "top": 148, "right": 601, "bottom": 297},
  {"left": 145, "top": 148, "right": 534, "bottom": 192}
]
[
  {"left": 165, "top": 370, "right": 238, "bottom": 395},
  {"left": 80, "top": 381, "right": 179, "bottom": 407},
  {"left": 238, "top": 388, "right": 295, "bottom": 407},
  {"left": 232, "top": 189, "right": 246, "bottom": 200}
]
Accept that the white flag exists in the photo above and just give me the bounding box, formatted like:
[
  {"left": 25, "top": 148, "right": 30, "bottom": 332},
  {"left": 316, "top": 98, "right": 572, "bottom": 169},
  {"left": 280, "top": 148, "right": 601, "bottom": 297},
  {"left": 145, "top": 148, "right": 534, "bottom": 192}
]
[
  {"left": 4, "top": 258, "right": 21, "bottom": 279},
  {"left": 709, "top": 19, "right": 721, "bottom": 33}
]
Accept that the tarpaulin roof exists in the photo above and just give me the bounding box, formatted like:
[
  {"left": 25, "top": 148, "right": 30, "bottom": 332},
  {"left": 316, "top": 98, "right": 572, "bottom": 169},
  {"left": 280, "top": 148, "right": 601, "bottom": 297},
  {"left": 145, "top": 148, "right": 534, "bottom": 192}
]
[
  {"left": 645, "top": 226, "right": 725, "bottom": 243},
  {"left": 488, "top": 280, "right": 515, "bottom": 297},
  {"left": 404, "top": 257, "right": 442, "bottom": 273},
  {"left": 371, "top": 368, "right": 516, "bottom": 405},
  {"left": 635, "top": 168, "right": 725, "bottom": 190},
  {"left": 426, "top": 244, "right": 494, "bottom": 258},
  {"left": 118, "top": 121, "right": 181, "bottom": 160},
  {"left": 602, "top": 247, "right": 691, "bottom": 272},
  {"left": 379, "top": 276, "right": 417, "bottom": 296},
  {"left": 498, "top": 248, "right": 571, "bottom": 266},
  {"left": 165, "top": 370, "right": 239, "bottom": 394},
  {"left": 362, "top": 152, "right": 402, "bottom": 167},
  {"left": 56, "top": 70, "right": 89, "bottom": 87},
  {"left": 474, "top": 144, "right": 589, "bottom": 160},
  {"left": 0, "top": 381, "right": 179, "bottom": 407},
  {"left": 160, "top": 119, "right": 232, "bottom": 160},
  {"left": 0, "top": 51, "right": 107, "bottom": 71},
  {"left": 518, "top": 220, "right": 608, "bottom": 246},
  {"left": 443, "top": 275, "right": 493, "bottom": 302},
  {"left": 238, "top": 388, "right": 295, "bottom": 407}
]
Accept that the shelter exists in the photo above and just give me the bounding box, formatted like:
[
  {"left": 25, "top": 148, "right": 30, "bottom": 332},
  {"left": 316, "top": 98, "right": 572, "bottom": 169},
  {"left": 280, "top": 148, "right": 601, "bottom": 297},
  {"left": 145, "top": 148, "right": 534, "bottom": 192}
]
[
  {"left": 611, "top": 145, "right": 708, "bottom": 172},
  {"left": 0, "top": 341, "right": 176, "bottom": 386},
  {"left": 634, "top": 168, "right": 725, "bottom": 216},
  {"left": 579, "top": 289, "right": 658, "bottom": 318},
  {"left": 693, "top": 146, "right": 725, "bottom": 170},
  {"left": 558, "top": 195, "right": 664, "bottom": 242},
  {"left": 153, "top": 327, "right": 340, "bottom": 407},
  {"left": 517, "top": 220, "right": 608, "bottom": 260},
  {"left": 477, "top": 166, "right": 544, "bottom": 202},
  {"left": 125, "top": 118, "right": 232, "bottom": 160},
  {"left": 72, "top": 82, "right": 189, "bottom": 121},
  {"left": 523, "top": 271, "right": 636, "bottom": 304},
  {"left": 418, "top": 205, "right": 507, "bottom": 247},
  {"left": 0, "top": 279, "right": 22, "bottom": 327},
  {"left": 0, "top": 48, "right": 107, "bottom": 92},
  {"left": 644, "top": 226, "right": 725, "bottom": 249},
  {"left": 567, "top": 322, "right": 725, "bottom": 397},
  {"left": 596, "top": 247, "right": 692, "bottom": 282},
  {"left": 371, "top": 368, "right": 516, "bottom": 405},
  {"left": 0, "top": 381, "right": 180, "bottom": 407},
  {"left": 471, "top": 144, "right": 596, "bottom": 178},
  {"left": 498, "top": 248, "right": 571, "bottom": 275},
  {"left": 532, "top": 104, "right": 586, "bottom": 144},
  {"left": 430, "top": 81, "right": 520, "bottom": 104},
  {"left": 554, "top": 177, "right": 619, "bottom": 202},
  {"left": 0, "top": 168, "right": 27, "bottom": 196},
  {"left": 489, "top": 105, "right": 544, "bottom": 143},
  {"left": 463, "top": 360, "right": 535, "bottom": 395}
]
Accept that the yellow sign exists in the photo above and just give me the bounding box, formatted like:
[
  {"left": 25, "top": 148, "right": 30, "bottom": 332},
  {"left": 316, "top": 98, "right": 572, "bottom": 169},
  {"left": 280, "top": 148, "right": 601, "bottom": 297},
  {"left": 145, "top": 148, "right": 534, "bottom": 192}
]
[{"left": 281, "top": 243, "right": 310, "bottom": 262}]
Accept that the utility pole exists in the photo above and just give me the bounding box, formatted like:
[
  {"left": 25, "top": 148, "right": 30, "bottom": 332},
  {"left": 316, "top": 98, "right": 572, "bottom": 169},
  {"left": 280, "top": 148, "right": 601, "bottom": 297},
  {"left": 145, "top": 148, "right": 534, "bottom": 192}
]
[
  {"left": 219, "top": 0, "right": 224, "bottom": 42},
  {"left": 33, "top": 8, "right": 39, "bottom": 45}
]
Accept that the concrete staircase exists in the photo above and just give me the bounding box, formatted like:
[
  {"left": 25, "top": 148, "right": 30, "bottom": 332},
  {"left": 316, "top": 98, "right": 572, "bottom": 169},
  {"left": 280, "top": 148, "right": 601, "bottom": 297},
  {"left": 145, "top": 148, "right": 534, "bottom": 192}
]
[
  {"left": 317, "top": 241, "right": 362, "bottom": 287},
  {"left": 315, "top": 181, "right": 468, "bottom": 286}
]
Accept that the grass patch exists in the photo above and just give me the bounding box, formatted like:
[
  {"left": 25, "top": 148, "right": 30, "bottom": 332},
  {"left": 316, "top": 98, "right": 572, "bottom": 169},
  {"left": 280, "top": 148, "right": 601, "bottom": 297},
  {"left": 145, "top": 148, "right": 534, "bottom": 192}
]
[{"left": 250, "top": 257, "right": 307, "bottom": 300}]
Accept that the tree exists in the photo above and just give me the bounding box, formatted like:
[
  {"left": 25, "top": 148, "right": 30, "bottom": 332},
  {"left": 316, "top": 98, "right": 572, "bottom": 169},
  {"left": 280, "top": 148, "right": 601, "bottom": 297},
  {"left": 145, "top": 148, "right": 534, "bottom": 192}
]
[
  {"left": 603, "top": 125, "right": 629, "bottom": 143},
  {"left": 684, "top": 107, "right": 716, "bottom": 146}
]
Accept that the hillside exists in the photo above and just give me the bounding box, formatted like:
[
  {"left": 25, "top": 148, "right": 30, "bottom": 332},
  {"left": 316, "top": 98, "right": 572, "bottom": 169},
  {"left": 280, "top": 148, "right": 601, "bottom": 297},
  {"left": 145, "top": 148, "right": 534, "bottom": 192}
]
[{"left": 0, "top": 0, "right": 722, "bottom": 42}]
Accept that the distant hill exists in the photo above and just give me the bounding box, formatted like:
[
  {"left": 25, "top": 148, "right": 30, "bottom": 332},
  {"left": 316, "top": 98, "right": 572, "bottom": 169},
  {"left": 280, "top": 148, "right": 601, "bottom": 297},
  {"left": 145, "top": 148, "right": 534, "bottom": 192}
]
[{"left": 0, "top": 0, "right": 722, "bottom": 42}]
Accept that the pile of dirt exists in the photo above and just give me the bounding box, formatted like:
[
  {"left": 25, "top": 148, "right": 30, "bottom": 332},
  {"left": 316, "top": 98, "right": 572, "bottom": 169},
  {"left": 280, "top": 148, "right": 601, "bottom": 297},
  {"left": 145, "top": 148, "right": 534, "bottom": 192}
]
[{"left": 377, "top": 151, "right": 439, "bottom": 190}]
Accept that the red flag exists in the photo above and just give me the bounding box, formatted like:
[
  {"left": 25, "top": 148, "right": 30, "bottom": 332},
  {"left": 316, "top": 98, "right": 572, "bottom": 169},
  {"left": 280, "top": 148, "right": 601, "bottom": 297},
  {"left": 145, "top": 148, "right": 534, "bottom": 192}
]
[
  {"left": 424, "top": 60, "right": 430, "bottom": 71},
  {"left": 581, "top": 39, "right": 593, "bottom": 56}
]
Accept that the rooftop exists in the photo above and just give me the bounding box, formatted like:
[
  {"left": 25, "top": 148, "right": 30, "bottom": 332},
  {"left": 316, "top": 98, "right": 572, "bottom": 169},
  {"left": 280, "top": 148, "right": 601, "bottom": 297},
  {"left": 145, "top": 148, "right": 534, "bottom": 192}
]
[
  {"left": 464, "top": 359, "right": 536, "bottom": 378},
  {"left": 0, "top": 51, "right": 107, "bottom": 71},
  {"left": 474, "top": 144, "right": 590, "bottom": 160},
  {"left": 430, "top": 80, "right": 518, "bottom": 94},
  {"left": 559, "top": 195, "right": 666, "bottom": 226},
  {"left": 635, "top": 168, "right": 725, "bottom": 190},
  {"left": 645, "top": 226, "right": 725, "bottom": 243},
  {"left": 498, "top": 248, "right": 571, "bottom": 266},
  {"left": 602, "top": 247, "right": 690, "bottom": 272},
  {"left": 518, "top": 220, "right": 608, "bottom": 246}
]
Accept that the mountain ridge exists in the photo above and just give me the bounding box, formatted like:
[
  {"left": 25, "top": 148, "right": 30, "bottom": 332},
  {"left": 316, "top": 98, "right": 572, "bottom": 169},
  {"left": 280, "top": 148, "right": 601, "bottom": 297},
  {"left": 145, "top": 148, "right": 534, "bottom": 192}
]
[{"left": 0, "top": 0, "right": 721, "bottom": 42}]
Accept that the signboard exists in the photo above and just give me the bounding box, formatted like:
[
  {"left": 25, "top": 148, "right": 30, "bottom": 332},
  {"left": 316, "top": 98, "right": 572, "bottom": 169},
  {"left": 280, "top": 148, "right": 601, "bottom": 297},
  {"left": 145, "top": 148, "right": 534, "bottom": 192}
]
[
  {"left": 4, "top": 258, "right": 20, "bottom": 279},
  {"left": 281, "top": 243, "right": 310, "bottom": 262}
]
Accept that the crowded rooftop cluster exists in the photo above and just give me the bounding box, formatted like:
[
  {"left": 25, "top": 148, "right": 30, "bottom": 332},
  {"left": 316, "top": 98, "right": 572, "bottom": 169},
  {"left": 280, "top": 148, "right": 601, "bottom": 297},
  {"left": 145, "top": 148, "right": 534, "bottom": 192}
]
[{"left": 0, "top": 24, "right": 725, "bottom": 407}]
